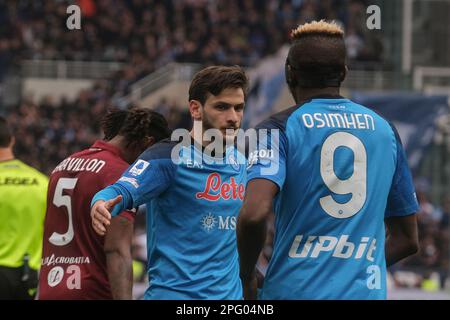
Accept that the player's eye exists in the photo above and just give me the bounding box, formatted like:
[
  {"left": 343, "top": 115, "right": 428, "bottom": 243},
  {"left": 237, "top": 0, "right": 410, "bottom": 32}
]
[
  {"left": 235, "top": 104, "right": 244, "bottom": 112},
  {"left": 215, "top": 104, "right": 228, "bottom": 110}
]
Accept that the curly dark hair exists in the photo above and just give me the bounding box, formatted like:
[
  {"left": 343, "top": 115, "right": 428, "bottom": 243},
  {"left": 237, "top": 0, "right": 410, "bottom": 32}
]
[
  {"left": 101, "top": 107, "right": 171, "bottom": 147},
  {"left": 101, "top": 108, "right": 129, "bottom": 141}
]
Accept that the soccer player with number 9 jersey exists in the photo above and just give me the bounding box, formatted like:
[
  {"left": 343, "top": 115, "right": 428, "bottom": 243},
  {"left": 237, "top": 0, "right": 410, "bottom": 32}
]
[{"left": 237, "top": 21, "right": 419, "bottom": 300}]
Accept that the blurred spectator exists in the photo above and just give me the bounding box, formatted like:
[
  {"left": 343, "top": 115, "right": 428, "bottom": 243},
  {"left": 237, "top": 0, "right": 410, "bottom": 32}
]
[
  {"left": 345, "top": 26, "right": 364, "bottom": 60},
  {"left": 391, "top": 179, "right": 450, "bottom": 291},
  {"left": 0, "top": 0, "right": 382, "bottom": 82},
  {"left": 437, "top": 195, "right": 450, "bottom": 289}
]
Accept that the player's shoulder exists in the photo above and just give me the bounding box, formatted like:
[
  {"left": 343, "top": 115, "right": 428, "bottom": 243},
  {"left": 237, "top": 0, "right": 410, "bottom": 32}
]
[
  {"left": 348, "top": 99, "right": 399, "bottom": 138},
  {"left": 68, "top": 145, "right": 95, "bottom": 159},
  {"left": 255, "top": 105, "right": 300, "bottom": 131},
  {"left": 96, "top": 148, "right": 129, "bottom": 170},
  {"left": 139, "top": 138, "right": 178, "bottom": 161},
  {"left": 347, "top": 99, "right": 390, "bottom": 122},
  {"left": 50, "top": 146, "right": 127, "bottom": 184},
  {"left": 75, "top": 144, "right": 128, "bottom": 169}
]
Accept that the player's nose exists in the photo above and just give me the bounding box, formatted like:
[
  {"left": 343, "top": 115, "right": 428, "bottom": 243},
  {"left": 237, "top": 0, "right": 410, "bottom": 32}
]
[{"left": 226, "top": 109, "right": 239, "bottom": 126}]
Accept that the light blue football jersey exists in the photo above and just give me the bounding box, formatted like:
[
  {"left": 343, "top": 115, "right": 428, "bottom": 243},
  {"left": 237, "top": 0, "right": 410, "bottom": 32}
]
[
  {"left": 92, "top": 139, "right": 246, "bottom": 299},
  {"left": 247, "top": 96, "right": 419, "bottom": 300}
]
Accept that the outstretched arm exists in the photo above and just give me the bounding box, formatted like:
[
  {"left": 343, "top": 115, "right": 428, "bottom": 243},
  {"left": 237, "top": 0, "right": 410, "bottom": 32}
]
[
  {"left": 91, "top": 194, "right": 124, "bottom": 236},
  {"left": 91, "top": 147, "right": 177, "bottom": 236}
]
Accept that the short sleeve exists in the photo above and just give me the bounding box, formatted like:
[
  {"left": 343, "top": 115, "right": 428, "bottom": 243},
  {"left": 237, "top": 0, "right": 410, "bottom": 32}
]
[
  {"left": 116, "top": 142, "right": 177, "bottom": 209},
  {"left": 91, "top": 140, "right": 177, "bottom": 216},
  {"left": 385, "top": 125, "right": 419, "bottom": 217},
  {"left": 247, "top": 120, "right": 288, "bottom": 191}
]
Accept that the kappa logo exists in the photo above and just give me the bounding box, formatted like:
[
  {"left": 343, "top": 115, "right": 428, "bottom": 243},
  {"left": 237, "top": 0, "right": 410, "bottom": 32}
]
[{"left": 129, "top": 160, "right": 150, "bottom": 176}]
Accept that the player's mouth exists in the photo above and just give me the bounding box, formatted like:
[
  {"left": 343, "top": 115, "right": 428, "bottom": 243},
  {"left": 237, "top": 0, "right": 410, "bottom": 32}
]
[{"left": 221, "top": 127, "right": 238, "bottom": 134}]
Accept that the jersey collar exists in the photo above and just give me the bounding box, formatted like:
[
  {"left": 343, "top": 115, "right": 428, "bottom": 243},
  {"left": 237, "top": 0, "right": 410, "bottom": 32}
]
[
  {"left": 0, "top": 158, "right": 16, "bottom": 163},
  {"left": 309, "top": 94, "right": 345, "bottom": 99}
]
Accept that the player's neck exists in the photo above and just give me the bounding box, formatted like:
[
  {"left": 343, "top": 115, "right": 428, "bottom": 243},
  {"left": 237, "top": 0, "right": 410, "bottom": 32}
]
[
  {"left": 189, "top": 130, "right": 227, "bottom": 158},
  {"left": 0, "top": 148, "right": 14, "bottom": 162},
  {"left": 105, "top": 136, "right": 132, "bottom": 163},
  {"left": 293, "top": 87, "right": 342, "bottom": 104},
  {"left": 190, "top": 129, "right": 209, "bottom": 148}
]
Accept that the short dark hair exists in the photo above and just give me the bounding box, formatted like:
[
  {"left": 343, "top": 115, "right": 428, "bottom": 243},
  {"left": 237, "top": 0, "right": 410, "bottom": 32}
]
[
  {"left": 188, "top": 66, "right": 249, "bottom": 105},
  {"left": 101, "top": 107, "right": 171, "bottom": 148},
  {"left": 0, "top": 116, "right": 12, "bottom": 147},
  {"left": 287, "top": 20, "right": 347, "bottom": 88}
]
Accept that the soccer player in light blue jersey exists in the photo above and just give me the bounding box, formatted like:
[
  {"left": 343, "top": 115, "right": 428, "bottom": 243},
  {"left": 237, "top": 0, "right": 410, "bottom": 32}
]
[
  {"left": 90, "top": 66, "right": 248, "bottom": 299},
  {"left": 237, "top": 21, "right": 419, "bottom": 300}
]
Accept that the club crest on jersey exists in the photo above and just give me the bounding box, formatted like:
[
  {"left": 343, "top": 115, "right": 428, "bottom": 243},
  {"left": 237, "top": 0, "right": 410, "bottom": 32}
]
[
  {"left": 129, "top": 160, "right": 150, "bottom": 176},
  {"left": 228, "top": 154, "right": 240, "bottom": 171}
]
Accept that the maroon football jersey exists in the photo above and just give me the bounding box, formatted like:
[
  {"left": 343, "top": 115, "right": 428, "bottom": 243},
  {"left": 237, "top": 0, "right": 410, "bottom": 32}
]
[{"left": 38, "top": 140, "right": 134, "bottom": 300}]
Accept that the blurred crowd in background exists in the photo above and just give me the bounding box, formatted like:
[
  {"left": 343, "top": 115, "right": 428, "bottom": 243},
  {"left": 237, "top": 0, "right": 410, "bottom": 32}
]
[
  {"left": 5, "top": 87, "right": 191, "bottom": 173},
  {"left": 1, "top": 0, "right": 382, "bottom": 174},
  {"left": 1, "top": 0, "right": 383, "bottom": 84},
  {"left": 0, "top": 0, "right": 448, "bottom": 293},
  {"left": 395, "top": 188, "right": 450, "bottom": 291}
]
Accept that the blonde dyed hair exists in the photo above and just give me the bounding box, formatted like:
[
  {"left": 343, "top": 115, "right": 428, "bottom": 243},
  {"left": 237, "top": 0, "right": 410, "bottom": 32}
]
[{"left": 291, "top": 20, "right": 344, "bottom": 40}]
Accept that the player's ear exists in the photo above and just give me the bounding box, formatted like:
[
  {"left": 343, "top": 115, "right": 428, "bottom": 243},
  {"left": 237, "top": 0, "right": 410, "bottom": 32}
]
[
  {"left": 341, "top": 65, "right": 348, "bottom": 83},
  {"left": 147, "top": 137, "right": 156, "bottom": 148},
  {"left": 143, "top": 136, "right": 155, "bottom": 149},
  {"left": 189, "top": 100, "right": 202, "bottom": 121},
  {"left": 285, "top": 61, "right": 297, "bottom": 88}
]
